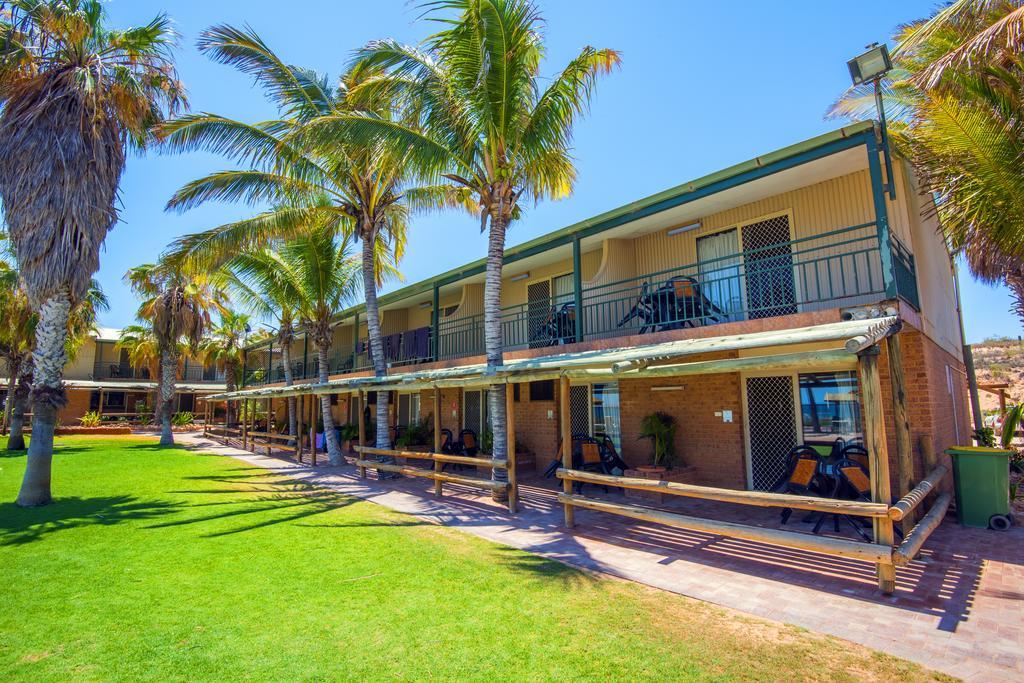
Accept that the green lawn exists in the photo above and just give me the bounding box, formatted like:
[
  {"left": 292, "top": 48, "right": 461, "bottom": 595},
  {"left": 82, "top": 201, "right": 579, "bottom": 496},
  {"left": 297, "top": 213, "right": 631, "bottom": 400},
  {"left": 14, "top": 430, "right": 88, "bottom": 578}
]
[{"left": 0, "top": 437, "right": 946, "bottom": 682}]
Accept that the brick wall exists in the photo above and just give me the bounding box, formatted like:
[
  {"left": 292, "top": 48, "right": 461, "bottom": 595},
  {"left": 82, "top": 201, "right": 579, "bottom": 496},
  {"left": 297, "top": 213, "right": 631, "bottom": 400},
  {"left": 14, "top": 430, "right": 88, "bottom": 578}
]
[
  {"left": 58, "top": 389, "right": 92, "bottom": 425},
  {"left": 619, "top": 372, "right": 746, "bottom": 488}
]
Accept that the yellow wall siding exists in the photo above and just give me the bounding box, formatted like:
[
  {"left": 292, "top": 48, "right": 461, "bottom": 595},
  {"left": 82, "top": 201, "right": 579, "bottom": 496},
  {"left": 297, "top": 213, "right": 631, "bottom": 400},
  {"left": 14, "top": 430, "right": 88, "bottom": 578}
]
[{"left": 67, "top": 338, "right": 99, "bottom": 380}]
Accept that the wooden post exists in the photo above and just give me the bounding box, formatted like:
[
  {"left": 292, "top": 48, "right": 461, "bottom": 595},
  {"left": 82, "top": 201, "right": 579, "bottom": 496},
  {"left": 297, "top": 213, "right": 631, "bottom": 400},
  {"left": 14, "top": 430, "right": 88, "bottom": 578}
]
[
  {"left": 859, "top": 347, "right": 896, "bottom": 594},
  {"left": 433, "top": 388, "right": 442, "bottom": 496},
  {"left": 242, "top": 399, "right": 249, "bottom": 451},
  {"left": 999, "top": 389, "right": 1007, "bottom": 417},
  {"left": 885, "top": 336, "right": 915, "bottom": 532},
  {"left": 506, "top": 381, "right": 518, "bottom": 514},
  {"left": 203, "top": 399, "right": 209, "bottom": 436},
  {"left": 296, "top": 394, "right": 304, "bottom": 463},
  {"left": 559, "top": 375, "right": 574, "bottom": 527},
  {"left": 357, "top": 391, "right": 367, "bottom": 478},
  {"left": 310, "top": 393, "right": 318, "bottom": 467}
]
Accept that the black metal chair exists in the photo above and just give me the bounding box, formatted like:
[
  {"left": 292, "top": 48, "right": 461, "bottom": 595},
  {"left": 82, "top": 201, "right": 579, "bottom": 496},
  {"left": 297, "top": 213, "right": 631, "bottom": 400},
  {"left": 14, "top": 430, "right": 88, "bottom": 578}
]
[
  {"left": 530, "top": 303, "right": 576, "bottom": 346},
  {"left": 617, "top": 276, "right": 726, "bottom": 333},
  {"left": 775, "top": 445, "right": 828, "bottom": 526}
]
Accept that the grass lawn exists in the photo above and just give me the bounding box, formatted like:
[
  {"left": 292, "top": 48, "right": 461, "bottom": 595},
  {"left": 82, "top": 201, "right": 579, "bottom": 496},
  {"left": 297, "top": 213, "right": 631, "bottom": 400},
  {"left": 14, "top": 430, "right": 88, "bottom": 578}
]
[{"left": 0, "top": 436, "right": 948, "bottom": 682}]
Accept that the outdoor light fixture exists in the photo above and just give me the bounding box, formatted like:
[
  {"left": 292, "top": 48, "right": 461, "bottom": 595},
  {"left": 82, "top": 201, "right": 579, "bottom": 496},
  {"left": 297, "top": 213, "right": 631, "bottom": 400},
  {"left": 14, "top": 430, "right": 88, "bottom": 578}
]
[
  {"left": 510, "top": 272, "right": 530, "bottom": 282},
  {"left": 667, "top": 221, "right": 701, "bottom": 237},
  {"left": 847, "top": 43, "right": 892, "bottom": 85},
  {"left": 418, "top": 301, "right": 432, "bottom": 309},
  {"left": 651, "top": 385, "right": 683, "bottom": 392},
  {"left": 847, "top": 42, "right": 896, "bottom": 199}
]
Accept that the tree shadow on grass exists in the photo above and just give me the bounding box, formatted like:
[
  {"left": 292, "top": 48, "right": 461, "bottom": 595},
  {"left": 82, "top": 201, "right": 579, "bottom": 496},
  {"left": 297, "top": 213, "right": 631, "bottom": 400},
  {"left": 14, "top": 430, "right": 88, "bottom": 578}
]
[{"left": 0, "top": 496, "right": 184, "bottom": 547}]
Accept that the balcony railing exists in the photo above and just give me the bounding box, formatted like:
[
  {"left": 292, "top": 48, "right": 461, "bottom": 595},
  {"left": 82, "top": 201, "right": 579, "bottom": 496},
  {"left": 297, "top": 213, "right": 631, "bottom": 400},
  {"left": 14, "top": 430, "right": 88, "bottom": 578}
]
[
  {"left": 242, "top": 222, "right": 919, "bottom": 387},
  {"left": 92, "top": 361, "right": 225, "bottom": 384}
]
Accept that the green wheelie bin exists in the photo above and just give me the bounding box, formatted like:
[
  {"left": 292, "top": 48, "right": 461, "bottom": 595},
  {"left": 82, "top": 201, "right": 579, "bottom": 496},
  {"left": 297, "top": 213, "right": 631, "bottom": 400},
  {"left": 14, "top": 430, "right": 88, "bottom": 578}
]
[{"left": 945, "top": 446, "right": 1014, "bottom": 531}]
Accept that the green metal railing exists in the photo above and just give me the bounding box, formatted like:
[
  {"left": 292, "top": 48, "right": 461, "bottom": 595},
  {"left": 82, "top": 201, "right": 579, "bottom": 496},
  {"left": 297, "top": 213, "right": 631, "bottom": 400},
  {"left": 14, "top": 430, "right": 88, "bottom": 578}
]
[{"left": 241, "top": 221, "right": 918, "bottom": 387}]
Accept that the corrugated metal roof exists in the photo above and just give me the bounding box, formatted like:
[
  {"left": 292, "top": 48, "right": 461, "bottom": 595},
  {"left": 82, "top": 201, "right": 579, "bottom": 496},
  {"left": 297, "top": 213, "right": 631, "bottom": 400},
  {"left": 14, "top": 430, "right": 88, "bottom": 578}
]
[{"left": 211, "top": 316, "right": 898, "bottom": 400}]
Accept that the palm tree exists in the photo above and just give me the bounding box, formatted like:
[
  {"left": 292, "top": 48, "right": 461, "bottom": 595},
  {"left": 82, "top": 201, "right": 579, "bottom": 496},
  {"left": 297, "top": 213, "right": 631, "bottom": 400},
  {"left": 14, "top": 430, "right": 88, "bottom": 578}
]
[
  {"left": 117, "top": 321, "right": 163, "bottom": 420},
  {"left": 0, "top": 0, "right": 185, "bottom": 506},
  {"left": 331, "top": 0, "right": 619, "bottom": 491},
  {"left": 220, "top": 248, "right": 301, "bottom": 439},
  {"left": 158, "top": 26, "right": 451, "bottom": 457},
  {"left": 126, "top": 264, "right": 223, "bottom": 446},
  {"left": 254, "top": 228, "right": 362, "bottom": 465},
  {"left": 1, "top": 276, "right": 105, "bottom": 449},
  {"left": 0, "top": 268, "right": 34, "bottom": 436},
  {"left": 830, "top": 1, "right": 1024, "bottom": 320},
  {"left": 198, "top": 310, "right": 250, "bottom": 425}
]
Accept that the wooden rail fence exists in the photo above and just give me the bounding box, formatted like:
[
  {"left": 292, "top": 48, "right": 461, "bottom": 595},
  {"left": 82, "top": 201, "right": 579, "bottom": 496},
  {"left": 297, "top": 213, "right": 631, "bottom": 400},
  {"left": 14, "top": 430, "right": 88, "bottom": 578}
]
[
  {"left": 556, "top": 462, "right": 952, "bottom": 583},
  {"left": 354, "top": 445, "right": 516, "bottom": 513}
]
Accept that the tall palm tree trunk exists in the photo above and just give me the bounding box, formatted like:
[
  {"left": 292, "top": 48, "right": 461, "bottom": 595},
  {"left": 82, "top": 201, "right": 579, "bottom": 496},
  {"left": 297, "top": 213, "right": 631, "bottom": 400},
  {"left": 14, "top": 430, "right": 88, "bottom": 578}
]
[
  {"left": 3, "top": 355, "right": 21, "bottom": 435},
  {"left": 8, "top": 357, "right": 32, "bottom": 450},
  {"left": 159, "top": 349, "right": 177, "bottom": 446},
  {"left": 281, "top": 342, "right": 298, "bottom": 439},
  {"left": 361, "top": 234, "right": 391, "bottom": 458},
  {"left": 224, "top": 358, "right": 238, "bottom": 426},
  {"left": 316, "top": 343, "right": 343, "bottom": 465},
  {"left": 16, "top": 292, "right": 72, "bottom": 506},
  {"left": 484, "top": 214, "right": 509, "bottom": 498}
]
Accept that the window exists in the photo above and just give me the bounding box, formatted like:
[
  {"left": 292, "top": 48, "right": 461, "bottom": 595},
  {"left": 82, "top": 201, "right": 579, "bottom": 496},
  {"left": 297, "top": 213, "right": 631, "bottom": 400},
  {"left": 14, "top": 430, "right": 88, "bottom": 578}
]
[
  {"left": 104, "top": 391, "right": 126, "bottom": 410},
  {"left": 799, "top": 371, "right": 862, "bottom": 446},
  {"left": 529, "top": 380, "right": 554, "bottom": 401},
  {"left": 397, "top": 392, "right": 420, "bottom": 427},
  {"left": 567, "top": 382, "right": 622, "bottom": 453}
]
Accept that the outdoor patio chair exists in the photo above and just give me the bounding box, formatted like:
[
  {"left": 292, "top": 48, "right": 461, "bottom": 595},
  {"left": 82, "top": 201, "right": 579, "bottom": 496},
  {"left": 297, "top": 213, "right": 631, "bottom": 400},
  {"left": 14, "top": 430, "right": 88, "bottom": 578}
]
[
  {"left": 598, "top": 434, "right": 629, "bottom": 475},
  {"left": 841, "top": 444, "right": 870, "bottom": 470},
  {"left": 440, "top": 428, "right": 454, "bottom": 454},
  {"left": 814, "top": 458, "right": 877, "bottom": 542},
  {"left": 460, "top": 429, "right": 479, "bottom": 458},
  {"left": 573, "top": 437, "right": 610, "bottom": 494},
  {"left": 529, "top": 303, "right": 576, "bottom": 346},
  {"left": 775, "top": 445, "right": 827, "bottom": 525},
  {"left": 617, "top": 276, "right": 726, "bottom": 334}
]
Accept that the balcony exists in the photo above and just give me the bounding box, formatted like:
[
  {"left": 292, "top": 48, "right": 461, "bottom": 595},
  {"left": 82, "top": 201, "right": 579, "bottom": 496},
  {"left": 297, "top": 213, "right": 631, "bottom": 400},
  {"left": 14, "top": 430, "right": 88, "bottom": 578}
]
[
  {"left": 92, "top": 360, "right": 225, "bottom": 384},
  {"left": 242, "top": 222, "right": 918, "bottom": 387}
]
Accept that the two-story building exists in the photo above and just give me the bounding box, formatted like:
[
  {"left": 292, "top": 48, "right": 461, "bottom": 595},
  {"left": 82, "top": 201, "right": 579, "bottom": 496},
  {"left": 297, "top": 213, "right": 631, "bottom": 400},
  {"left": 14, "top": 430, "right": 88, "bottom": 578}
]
[
  {"left": 42, "top": 327, "right": 228, "bottom": 424},
  {"left": 209, "top": 121, "right": 970, "bottom": 592},
  {"left": 230, "top": 121, "right": 968, "bottom": 479}
]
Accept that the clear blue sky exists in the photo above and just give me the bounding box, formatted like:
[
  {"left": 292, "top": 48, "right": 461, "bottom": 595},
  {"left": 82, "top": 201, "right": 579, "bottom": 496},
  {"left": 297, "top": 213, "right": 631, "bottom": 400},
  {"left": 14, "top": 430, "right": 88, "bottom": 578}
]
[{"left": 99, "top": 0, "right": 1018, "bottom": 344}]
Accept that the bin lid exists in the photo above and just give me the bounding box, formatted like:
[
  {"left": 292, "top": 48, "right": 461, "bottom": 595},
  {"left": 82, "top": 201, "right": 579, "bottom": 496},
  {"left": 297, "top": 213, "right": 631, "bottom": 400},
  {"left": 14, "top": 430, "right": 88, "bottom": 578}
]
[{"left": 945, "top": 446, "right": 1014, "bottom": 456}]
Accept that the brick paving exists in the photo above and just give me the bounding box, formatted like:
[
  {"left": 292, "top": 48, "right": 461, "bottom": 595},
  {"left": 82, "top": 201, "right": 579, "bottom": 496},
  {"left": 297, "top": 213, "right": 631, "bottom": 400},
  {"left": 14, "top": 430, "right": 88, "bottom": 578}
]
[{"left": 178, "top": 433, "right": 1024, "bottom": 681}]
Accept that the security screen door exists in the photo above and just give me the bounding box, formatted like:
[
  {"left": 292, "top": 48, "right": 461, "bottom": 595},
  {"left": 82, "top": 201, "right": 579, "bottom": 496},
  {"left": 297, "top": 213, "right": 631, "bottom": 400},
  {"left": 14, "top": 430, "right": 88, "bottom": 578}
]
[
  {"left": 741, "top": 215, "right": 797, "bottom": 319},
  {"left": 745, "top": 375, "right": 798, "bottom": 491}
]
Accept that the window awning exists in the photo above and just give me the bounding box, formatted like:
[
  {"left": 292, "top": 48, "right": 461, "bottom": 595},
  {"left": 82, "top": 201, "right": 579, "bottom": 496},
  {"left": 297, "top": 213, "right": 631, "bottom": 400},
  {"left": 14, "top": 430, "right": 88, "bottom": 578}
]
[{"left": 208, "top": 317, "right": 899, "bottom": 401}]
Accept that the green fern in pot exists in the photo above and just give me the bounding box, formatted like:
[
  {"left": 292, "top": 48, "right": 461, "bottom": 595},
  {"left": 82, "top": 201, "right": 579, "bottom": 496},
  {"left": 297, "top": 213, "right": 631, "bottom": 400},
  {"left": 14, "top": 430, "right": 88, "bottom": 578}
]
[{"left": 638, "top": 412, "right": 678, "bottom": 469}]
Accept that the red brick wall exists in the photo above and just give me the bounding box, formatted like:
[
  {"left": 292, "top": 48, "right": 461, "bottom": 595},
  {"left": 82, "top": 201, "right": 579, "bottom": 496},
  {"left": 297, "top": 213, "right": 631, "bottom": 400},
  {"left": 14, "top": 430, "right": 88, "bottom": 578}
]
[
  {"left": 511, "top": 383, "right": 559, "bottom": 471},
  {"left": 58, "top": 389, "right": 93, "bottom": 425},
  {"left": 619, "top": 373, "right": 746, "bottom": 488},
  {"left": 873, "top": 327, "right": 970, "bottom": 488}
]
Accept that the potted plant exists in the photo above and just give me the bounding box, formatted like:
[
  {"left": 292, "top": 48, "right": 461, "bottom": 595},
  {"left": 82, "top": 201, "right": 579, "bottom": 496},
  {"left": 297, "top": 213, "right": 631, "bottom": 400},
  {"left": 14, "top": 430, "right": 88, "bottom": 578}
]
[
  {"left": 338, "top": 423, "right": 359, "bottom": 454},
  {"left": 627, "top": 412, "right": 697, "bottom": 501},
  {"left": 637, "top": 411, "right": 677, "bottom": 474}
]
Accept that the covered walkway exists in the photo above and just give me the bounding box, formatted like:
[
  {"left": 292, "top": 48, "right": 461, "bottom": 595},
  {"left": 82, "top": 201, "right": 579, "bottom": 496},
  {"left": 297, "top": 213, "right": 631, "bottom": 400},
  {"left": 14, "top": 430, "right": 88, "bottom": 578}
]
[{"left": 178, "top": 431, "right": 1023, "bottom": 681}]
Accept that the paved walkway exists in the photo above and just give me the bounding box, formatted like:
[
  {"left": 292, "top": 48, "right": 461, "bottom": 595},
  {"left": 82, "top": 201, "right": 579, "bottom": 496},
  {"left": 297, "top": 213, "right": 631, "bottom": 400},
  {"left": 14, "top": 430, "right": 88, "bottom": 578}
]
[{"left": 177, "top": 432, "right": 1024, "bottom": 681}]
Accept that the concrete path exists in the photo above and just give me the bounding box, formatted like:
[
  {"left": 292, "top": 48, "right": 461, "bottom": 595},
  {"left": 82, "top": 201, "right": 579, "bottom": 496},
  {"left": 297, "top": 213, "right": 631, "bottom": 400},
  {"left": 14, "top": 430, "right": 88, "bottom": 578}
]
[{"left": 176, "top": 432, "right": 1024, "bottom": 681}]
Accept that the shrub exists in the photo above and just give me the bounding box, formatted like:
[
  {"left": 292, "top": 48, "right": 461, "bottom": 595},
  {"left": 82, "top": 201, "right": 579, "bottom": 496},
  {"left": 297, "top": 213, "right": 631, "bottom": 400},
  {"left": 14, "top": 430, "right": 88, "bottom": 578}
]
[
  {"left": 396, "top": 418, "right": 432, "bottom": 448},
  {"left": 171, "top": 411, "right": 195, "bottom": 427},
  {"left": 338, "top": 423, "right": 359, "bottom": 442},
  {"left": 639, "top": 412, "right": 678, "bottom": 468},
  {"left": 79, "top": 411, "right": 102, "bottom": 428}
]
